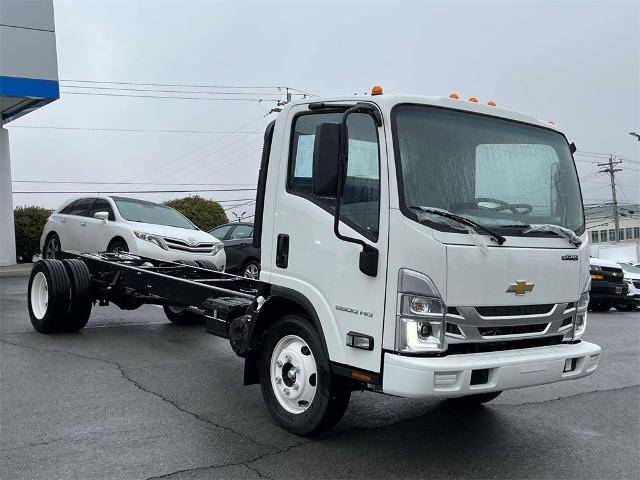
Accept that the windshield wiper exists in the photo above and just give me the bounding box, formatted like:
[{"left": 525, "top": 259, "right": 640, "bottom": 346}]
[
  {"left": 501, "top": 223, "right": 582, "bottom": 247},
  {"left": 410, "top": 206, "right": 506, "bottom": 246}
]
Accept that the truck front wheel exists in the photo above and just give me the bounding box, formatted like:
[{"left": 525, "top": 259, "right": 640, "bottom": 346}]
[{"left": 259, "top": 315, "right": 350, "bottom": 436}]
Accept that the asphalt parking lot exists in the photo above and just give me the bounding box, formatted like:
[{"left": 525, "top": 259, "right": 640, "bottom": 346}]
[{"left": 1, "top": 276, "right": 638, "bottom": 480}]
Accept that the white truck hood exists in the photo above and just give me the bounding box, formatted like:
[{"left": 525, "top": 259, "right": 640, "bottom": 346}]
[{"left": 445, "top": 244, "right": 585, "bottom": 306}]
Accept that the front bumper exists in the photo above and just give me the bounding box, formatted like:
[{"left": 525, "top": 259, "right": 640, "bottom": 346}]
[
  {"left": 130, "top": 238, "right": 226, "bottom": 270},
  {"left": 382, "top": 341, "right": 601, "bottom": 398},
  {"left": 590, "top": 280, "right": 627, "bottom": 301}
]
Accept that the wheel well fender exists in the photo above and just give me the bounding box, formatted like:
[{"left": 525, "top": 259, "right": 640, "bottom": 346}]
[
  {"left": 241, "top": 257, "right": 260, "bottom": 268},
  {"left": 243, "top": 286, "right": 328, "bottom": 385},
  {"left": 107, "top": 236, "right": 128, "bottom": 250}
]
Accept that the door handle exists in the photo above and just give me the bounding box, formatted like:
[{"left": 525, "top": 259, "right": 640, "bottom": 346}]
[
  {"left": 276, "top": 234, "right": 289, "bottom": 268},
  {"left": 60, "top": 219, "right": 66, "bottom": 224},
  {"left": 80, "top": 222, "right": 87, "bottom": 227}
]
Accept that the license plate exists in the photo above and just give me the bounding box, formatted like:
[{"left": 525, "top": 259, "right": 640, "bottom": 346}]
[{"left": 615, "top": 287, "right": 622, "bottom": 294}]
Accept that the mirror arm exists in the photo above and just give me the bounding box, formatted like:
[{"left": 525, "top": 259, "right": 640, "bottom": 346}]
[{"left": 333, "top": 106, "right": 379, "bottom": 277}]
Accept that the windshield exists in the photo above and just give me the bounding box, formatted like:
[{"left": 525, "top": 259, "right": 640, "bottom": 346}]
[
  {"left": 392, "top": 105, "right": 584, "bottom": 234},
  {"left": 619, "top": 263, "right": 640, "bottom": 274},
  {"left": 113, "top": 197, "right": 197, "bottom": 230}
]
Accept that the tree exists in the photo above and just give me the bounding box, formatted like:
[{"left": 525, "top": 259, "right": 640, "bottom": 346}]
[
  {"left": 14, "top": 206, "right": 53, "bottom": 262},
  {"left": 163, "top": 195, "right": 228, "bottom": 231}
]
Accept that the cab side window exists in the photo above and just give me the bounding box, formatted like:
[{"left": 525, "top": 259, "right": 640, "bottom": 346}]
[
  {"left": 88, "top": 199, "right": 115, "bottom": 221},
  {"left": 288, "top": 111, "right": 381, "bottom": 241}
]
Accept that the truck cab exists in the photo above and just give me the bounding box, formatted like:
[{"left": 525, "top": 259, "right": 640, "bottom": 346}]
[{"left": 248, "top": 89, "right": 600, "bottom": 433}]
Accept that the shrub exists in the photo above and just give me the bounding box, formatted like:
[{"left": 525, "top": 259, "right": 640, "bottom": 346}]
[
  {"left": 14, "top": 206, "right": 53, "bottom": 262},
  {"left": 163, "top": 195, "right": 228, "bottom": 231}
]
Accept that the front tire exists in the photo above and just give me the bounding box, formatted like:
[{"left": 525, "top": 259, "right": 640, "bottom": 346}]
[
  {"left": 589, "top": 299, "right": 614, "bottom": 312},
  {"left": 259, "top": 315, "right": 350, "bottom": 436},
  {"left": 108, "top": 239, "right": 129, "bottom": 254},
  {"left": 242, "top": 260, "right": 260, "bottom": 279},
  {"left": 614, "top": 303, "right": 637, "bottom": 312},
  {"left": 43, "top": 233, "right": 61, "bottom": 260}
]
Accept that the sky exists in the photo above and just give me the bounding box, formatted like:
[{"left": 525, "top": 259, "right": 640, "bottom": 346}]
[{"left": 7, "top": 0, "right": 640, "bottom": 219}]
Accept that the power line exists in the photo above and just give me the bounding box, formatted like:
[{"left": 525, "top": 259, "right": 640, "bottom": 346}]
[
  {"left": 13, "top": 188, "right": 257, "bottom": 194},
  {"left": 61, "top": 84, "right": 297, "bottom": 96},
  {"left": 60, "top": 79, "right": 293, "bottom": 89},
  {"left": 60, "top": 91, "right": 282, "bottom": 102},
  {"left": 12, "top": 180, "right": 256, "bottom": 186},
  {"left": 6, "top": 125, "right": 262, "bottom": 134}
]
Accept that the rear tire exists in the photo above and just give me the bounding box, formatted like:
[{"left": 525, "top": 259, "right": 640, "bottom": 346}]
[
  {"left": 446, "top": 391, "right": 502, "bottom": 405},
  {"left": 259, "top": 315, "right": 351, "bottom": 436},
  {"left": 163, "top": 305, "right": 202, "bottom": 325},
  {"left": 61, "top": 259, "right": 93, "bottom": 331},
  {"left": 27, "top": 260, "right": 71, "bottom": 333},
  {"left": 43, "top": 233, "right": 61, "bottom": 260}
]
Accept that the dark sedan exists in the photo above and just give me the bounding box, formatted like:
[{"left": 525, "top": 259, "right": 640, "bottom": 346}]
[{"left": 208, "top": 222, "right": 260, "bottom": 278}]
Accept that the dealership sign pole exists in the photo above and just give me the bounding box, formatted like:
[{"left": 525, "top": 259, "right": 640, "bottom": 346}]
[{"left": 0, "top": 0, "right": 59, "bottom": 265}]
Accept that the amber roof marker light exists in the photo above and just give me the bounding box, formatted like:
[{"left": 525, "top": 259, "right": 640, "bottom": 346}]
[
  {"left": 487, "top": 101, "right": 496, "bottom": 106},
  {"left": 371, "top": 85, "right": 383, "bottom": 96},
  {"left": 468, "top": 97, "right": 478, "bottom": 103},
  {"left": 449, "top": 92, "right": 459, "bottom": 99}
]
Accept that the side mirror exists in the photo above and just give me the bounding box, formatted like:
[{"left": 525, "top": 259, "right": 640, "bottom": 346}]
[
  {"left": 312, "top": 122, "right": 342, "bottom": 197},
  {"left": 569, "top": 142, "right": 577, "bottom": 154},
  {"left": 94, "top": 211, "right": 109, "bottom": 222}
]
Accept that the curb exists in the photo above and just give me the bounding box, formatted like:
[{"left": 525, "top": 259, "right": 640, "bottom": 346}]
[{"left": 0, "top": 264, "right": 34, "bottom": 278}]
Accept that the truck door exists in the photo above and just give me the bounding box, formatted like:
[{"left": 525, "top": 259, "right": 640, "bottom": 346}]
[{"left": 269, "top": 105, "right": 389, "bottom": 373}]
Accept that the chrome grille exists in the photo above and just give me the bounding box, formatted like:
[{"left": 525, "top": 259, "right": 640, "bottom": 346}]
[
  {"left": 477, "top": 323, "right": 548, "bottom": 336},
  {"left": 163, "top": 237, "right": 215, "bottom": 254},
  {"left": 475, "top": 304, "right": 554, "bottom": 317}
]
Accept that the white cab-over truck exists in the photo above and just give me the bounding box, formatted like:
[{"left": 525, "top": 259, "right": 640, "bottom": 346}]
[{"left": 27, "top": 88, "right": 601, "bottom": 435}]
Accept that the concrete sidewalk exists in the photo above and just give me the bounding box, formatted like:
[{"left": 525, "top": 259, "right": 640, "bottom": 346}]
[{"left": 0, "top": 263, "right": 33, "bottom": 277}]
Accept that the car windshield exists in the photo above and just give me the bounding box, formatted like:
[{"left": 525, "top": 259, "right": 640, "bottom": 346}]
[
  {"left": 113, "top": 197, "right": 197, "bottom": 230},
  {"left": 392, "top": 105, "right": 584, "bottom": 233},
  {"left": 619, "top": 263, "right": 640, "bottom": 274}
]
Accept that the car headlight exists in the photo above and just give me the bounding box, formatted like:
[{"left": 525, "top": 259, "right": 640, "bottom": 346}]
[
  {"left": 573, "top": 291, "right": 589, "bottom": 341},
  {"left": 396, "top": 269, "right": 446, "bottom": 353},
  {"left": 134, "top": 231, "right": 168, "bottom": 250},
  {"left": 211, "top": 242, "right": 224, "bottom": 256}
]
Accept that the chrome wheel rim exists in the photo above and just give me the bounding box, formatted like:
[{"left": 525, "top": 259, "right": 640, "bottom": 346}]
[
  {"left": 244, "top": 263, "right": 260, "bottom": 279},
  {"left": 31, "top": 272, "right": 49, "bottom": 320},
  {"left": 270, "top": 335, "right": 317, "bottom": 414},
  {"left": 45, "top": 237, "right": 58, "bottom": 259}
]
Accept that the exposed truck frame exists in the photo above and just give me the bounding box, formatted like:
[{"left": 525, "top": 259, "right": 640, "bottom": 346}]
[{"left": 27, "top": 89, "right": 602, "bottom": 436}]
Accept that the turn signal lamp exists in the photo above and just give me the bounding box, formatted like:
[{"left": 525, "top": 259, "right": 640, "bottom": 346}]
[
  {"left": 449, "top": 92, "right": 459, "bottom": 99},
  {"left": 487, "top": 101, "right": 496, "bottom": 106},
  {"left": 468, "top": 97, "right": 478, "bottom": 103},
  {"left": 371, "top": 85, "right": 383, "bottom": 96},
  {"left": 591, "top": 274, "right": 604, "bottom": 280}
]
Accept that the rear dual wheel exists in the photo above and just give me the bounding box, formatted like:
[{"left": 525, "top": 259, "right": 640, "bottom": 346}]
[
  {"left": 259, "top": 315, "right": 351, "bottom": 436},
  {"left": 28, "top": 259, "right": 92, "bottom": 333}
]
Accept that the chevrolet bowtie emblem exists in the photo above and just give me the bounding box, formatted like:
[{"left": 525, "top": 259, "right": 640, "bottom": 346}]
[{"left": 507, "top": 280, "right": 534, "bottom": 295}]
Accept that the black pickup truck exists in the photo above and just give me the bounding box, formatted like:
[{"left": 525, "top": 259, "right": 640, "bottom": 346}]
[{"left": 589, "top": 258, "right": 628, "bottom": 312}]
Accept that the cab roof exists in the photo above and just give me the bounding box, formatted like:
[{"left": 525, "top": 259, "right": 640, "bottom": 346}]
[{"left": 287, "top": 93, "right": 562, "bottom": 133}]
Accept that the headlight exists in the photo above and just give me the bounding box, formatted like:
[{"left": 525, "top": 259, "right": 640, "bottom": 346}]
[
  {"left": 590, "top": 264, "right": 602, "bottom": 272},
  {"left": 573, "top": 291, "right": 589, "bottom": 340},
  {"left": 396, "top": 269, "right": 446, "bottom": 353},
  {"left": 134, "top": 231, "right": 168, "bottom": 250},
  {"left": 211, "top": 242, "right": 224, "bottom": 256}
]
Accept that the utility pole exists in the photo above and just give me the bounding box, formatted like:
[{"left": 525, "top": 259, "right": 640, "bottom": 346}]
[{"left": 598, "top": 156, "right": 623, "bottom": 242}]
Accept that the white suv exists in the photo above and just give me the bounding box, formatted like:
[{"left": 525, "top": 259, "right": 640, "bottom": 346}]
[{"left": 41, "top": 196, "right": 226, "bottom": 269}]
